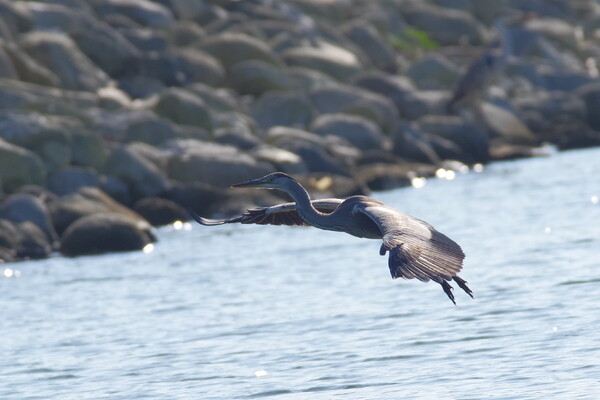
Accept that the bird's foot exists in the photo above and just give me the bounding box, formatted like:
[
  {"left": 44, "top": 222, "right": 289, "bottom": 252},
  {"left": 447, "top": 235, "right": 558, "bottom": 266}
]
[
  {"left": 453, "top": 276, "right": 474, "bottom": 298},
  {"left": 440, "top": 280, "right": 456, "bottom": 305},
  {"left": 379, "top": 244, "right": 387, "bottom": 256}
]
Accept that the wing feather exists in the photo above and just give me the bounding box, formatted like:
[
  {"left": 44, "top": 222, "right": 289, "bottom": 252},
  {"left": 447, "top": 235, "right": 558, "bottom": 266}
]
[
  {"left": 355, "top": 204, "right": 465, "bottom": 283},
  {"left": 188, "top": 199, "right": 343, "bottom": 227}
]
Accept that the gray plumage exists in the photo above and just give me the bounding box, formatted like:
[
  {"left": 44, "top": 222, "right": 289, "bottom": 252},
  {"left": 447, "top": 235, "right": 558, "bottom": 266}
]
[{"left": 189, "top": 172, "right": 473, "bottom": 304}]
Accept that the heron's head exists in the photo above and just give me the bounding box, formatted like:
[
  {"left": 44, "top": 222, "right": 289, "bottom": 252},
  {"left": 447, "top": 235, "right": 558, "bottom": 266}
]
[{"left": 230, "top": 172, "right": 296, "bottom": 190}]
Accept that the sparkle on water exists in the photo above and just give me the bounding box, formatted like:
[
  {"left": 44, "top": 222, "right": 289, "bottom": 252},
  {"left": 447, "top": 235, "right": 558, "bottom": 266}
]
[{"left": 2, "top": 148, "right": 599, "bottom": 400}]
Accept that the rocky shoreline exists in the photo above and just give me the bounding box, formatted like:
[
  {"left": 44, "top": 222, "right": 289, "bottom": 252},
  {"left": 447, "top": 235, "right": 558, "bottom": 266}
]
[{"left": 1, "top": 0, "right": 600, "bottom": 263}]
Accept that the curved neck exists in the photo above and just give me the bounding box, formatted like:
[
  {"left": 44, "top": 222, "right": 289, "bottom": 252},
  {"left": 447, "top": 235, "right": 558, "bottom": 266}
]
[{"left": 280, "top": 180, "right": 332, "bottom": 228}]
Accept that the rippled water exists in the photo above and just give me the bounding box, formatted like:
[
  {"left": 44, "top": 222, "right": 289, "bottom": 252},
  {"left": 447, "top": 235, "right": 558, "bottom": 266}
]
[{"left": 2, "top": 148, "right": 600, "bottom": 399}]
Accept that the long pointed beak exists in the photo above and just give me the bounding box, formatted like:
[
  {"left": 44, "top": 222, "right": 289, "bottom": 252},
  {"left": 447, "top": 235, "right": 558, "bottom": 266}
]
[{"left": 230, "top": 177, "right": 265, "bottom": 189}]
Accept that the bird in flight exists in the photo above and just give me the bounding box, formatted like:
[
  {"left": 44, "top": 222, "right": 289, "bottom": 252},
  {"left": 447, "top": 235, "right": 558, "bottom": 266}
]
[{"left": 189, "top": 172, "right": 473, "bottom": 304}]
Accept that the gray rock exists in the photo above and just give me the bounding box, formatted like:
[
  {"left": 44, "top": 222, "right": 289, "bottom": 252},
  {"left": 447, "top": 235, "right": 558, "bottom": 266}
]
[
  {"left": 0, "top": 193, "right": 58, "bottom": 246},
  {"left": 514, "top": 91, "right": 600, "bottom": 149},
  {"left": 132, "top": 197, "right": 188, "bottom": 226},
  {"left": 214, "top": 127, "right": 262, "bottom": 150},
  {"left": 15, "top": 221, "right": 53, "bottom": 260},
  {"left": 0, "top": 111, "right": 78, "bottom": 171},
  {"left": 266, "top": 127, "right": 351, "bottom": 176},
  {"left": 21, "top": 31, "right": 109, "bottom": 91},
  {"left": 0, "top": 138, "right": 45, "bottom": 193},
  {"left": 1, "top": 42, "right": 59, "bottom": 86},
  {"left": 100, "top": 175, "right": 131, "bottom": 206},
  {"left": 250, "top": 145, "right": 308, "bottom": 175},
  {"left": 402, "top": 4, "right": 486, "bottom": 46},
  {"left": 166, "top": 139, "right": 274, "bottom": 187},
  {"left": 228, "top": 60, "right": 294, "bottom": 95},
  {"left": 0, "top": 0, "right": 32, "bottom": 34},
  {"left": 252, "top": 92, "right": 315, "bottom": 131},
  {"left": 70, "top": 131, "right": 107, "bottom": 170},
  {"left": 164, "top": 181, "right": 228, "bottom": 215},
  {"left": 169, "top": 20, "right": 206, "bottom": 47},
  {"left": 48, "top": 167, "right": 101, "bottom": 196},
  {"left": 121, "top": 28, "right": 169, "bottom": 52},
  {"left": 125, "top": 115, "right": 185, "bottom": 146},
  {"left": 352, "top": 71, "right": 415, "bottom": 109},
  {"left": 287, "top": 67, "right": 338, "bottom": 93},
  {"left": 418, "top": 115, "right": 489, "bottom": 163},
  {"left": 93, "top": 0, "right": 175, "bottom": 29},
  {"left": 118, "top": 76, "right": 165, "bottom": 99},
  {"left": 48, "top": 187, "right": 145, "bottom": 235},
  {"left": 104, "top": 145, "right": 170, "bottom": 199},
  {"left": 309, "top": 83, "right": 399, "bottom": 133},
  {"left": 0, "top": 218, "right": 18, "bottom": 261},
  {"left": 172, "top": 48, "right": 225, "bottom": 86},
  {"left": 153, "top": 87, "right": 213, "bottom": 131},
  {"left": 480, "top": 103, "right": 537, "bottom": 145},
  {"left": 341, "top": 21, "right": 398, "bottom": 72},
  {"left": 407, "top": 54, "right": 460, "bottom": 90},
  {"left": 281, "top": 45, "right": 363, "bottom": 82},
  {"left": 311, "top": 113, "right": 386, "bottom": 151},
  {"left": 187, "top": 83, "right": 238, "bottom": 112},
  {"left": 60, "top": 212, "right": 154, "bottom": 257},
  {"left": 201, "top": 32, "right": 281, "bottom": 70},
  {"left": 391, "top": 124, "right": 443, "bottom": 164}
]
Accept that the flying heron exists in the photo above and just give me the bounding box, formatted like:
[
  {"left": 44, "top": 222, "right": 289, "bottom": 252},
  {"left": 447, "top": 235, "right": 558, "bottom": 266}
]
[{"left": 189, "top": 172, "right": 473, "bottom": 305}]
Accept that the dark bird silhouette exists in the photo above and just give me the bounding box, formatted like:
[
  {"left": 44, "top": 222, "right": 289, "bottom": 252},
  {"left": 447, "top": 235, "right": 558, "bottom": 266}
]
[
  {"left": 189, "top": 172, "right": 473, "bottom": 305},
  {"left": 448, "top": 12, "right": 537, "bottom": 113}
]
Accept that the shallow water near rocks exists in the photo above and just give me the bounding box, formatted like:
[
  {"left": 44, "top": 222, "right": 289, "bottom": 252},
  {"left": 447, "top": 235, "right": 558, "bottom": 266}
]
[{"left": 2, "top": 148, "right": 600, "bottom": 399}]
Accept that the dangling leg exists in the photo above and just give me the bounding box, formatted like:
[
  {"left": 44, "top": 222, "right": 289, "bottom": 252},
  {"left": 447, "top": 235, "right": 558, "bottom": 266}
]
[
  {"left": 453, "top": 276, "right": 473, "bottom": 298},
  {"left": 440, "top": 280, "right": 456, "bottom": 305}
]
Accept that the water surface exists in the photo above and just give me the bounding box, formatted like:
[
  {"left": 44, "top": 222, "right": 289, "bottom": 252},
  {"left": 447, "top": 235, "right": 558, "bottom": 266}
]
[{"left": 2, "top": 148, "right": 599, "bottom": 399}]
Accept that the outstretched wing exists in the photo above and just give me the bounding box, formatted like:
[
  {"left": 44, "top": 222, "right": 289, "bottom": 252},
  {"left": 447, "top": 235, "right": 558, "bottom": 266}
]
[
  {"left": 188, "top": 198, "right": 343, "bottom": 227},
  {"left": 354, "top": 204, "right": 465, "bottom": 283}
]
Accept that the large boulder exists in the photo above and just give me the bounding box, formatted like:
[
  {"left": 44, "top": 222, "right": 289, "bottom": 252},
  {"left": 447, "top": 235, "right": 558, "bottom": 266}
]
[
  {"left": 153, "top": 87, "right": 213, "bottom": 131},
  {"left": 407, "top": 54, "right": 460, "bottom": 90},
  {"left": 21, "top": 31, "right": 109, "bottom": 91},
  {"left": 48, "top": 166, "right": 101, "bottom": 196},
  {"left": 228, "top": 60, "right": 294, "bottom": 95},
  {"left": 309, "top": 83, "right": 399, "bottom": 133},
  {"left": 22, "top": 1, "right": 140, "bottom": 76},
  {"left": 166, "top": 139, "right": 274, "bottom": 187},
  {"left": 480, "top": 103, "right": 537, "bottom": 145},
  {"left": 310, "top": 113, "right": 387, "bottom": 151},
  {"left": 132, "top": 197, "right": 189, "bottom": 226},
  {"left": 104, "top": 145, "right": 170, "bottom": 199},
  {"left": 48, "top": 187, "right": 145, "bottom": 235},
  {"left": 1, "top": 41, "right": 59, "bottom": 86},
  {"left": 341, "top": 21, "right": 398, "bottom": 72},
  {"left": 266, "top": 126, "right": 353, "bottom": 176},
  {"left": 251, "top": 92, "right": 315, "bottom": 131},
  {"left": 201, "top": 32, "right": 281, "bottom": 70},
  {"left": 418, "top": 115, "right": 489, "bottom": 163},
  {"left": 0, "top": 111, "right": 78, "bottom": 171},
  {"left": 60, "top": 213, "right": 154, "bottom": 257},
  {"left": 402, "top": 4, "right": 486, "bottom": 46},
  {"left": 93, "top": 0, "right": 175, "bottom": 29},
  {"left": 281, "top": 45, "right": 363, "bottom": 82},
  {"left": 0, "top": 138, "right": 45, "bottom": 192},
  {"left": 0, "top": 193, "right": 58, "bottom": 246},
  {"left": 15, "top": 221, "right": 53, "bottom": 260}
]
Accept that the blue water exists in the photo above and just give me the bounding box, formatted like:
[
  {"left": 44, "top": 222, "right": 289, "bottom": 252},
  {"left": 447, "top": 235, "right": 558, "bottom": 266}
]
[{"left": 2, "top": 148, "right": 599, "bottom": 399}]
